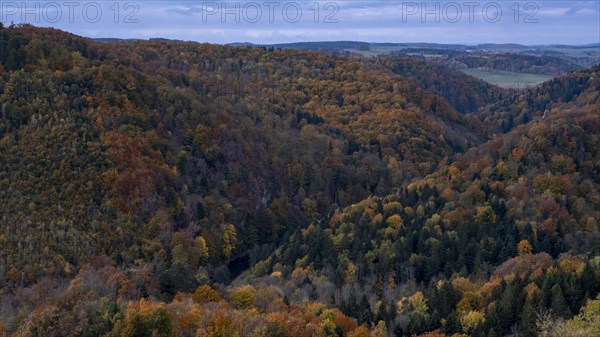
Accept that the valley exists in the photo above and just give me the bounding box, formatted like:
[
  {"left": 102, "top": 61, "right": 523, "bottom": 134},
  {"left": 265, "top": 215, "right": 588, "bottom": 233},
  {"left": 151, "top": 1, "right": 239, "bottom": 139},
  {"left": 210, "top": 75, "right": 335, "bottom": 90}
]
[{"left": 0, "top": 24, "right": 599, "bottom": 337}]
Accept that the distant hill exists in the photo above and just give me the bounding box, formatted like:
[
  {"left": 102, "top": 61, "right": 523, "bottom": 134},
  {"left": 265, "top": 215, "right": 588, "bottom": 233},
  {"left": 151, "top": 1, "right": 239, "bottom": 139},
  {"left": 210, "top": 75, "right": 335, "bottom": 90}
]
[
  {"left": 269, "top": 41, "right": 371, "bottom": 50},
  {"left": 475, "top": 43, "right": 530, "bottom": 50},
  {"left": 93, "top": 37, "right": 143, "bottom": 43},
  {"left": 432, "top": 52, "right": 582, "bottom": 75}
]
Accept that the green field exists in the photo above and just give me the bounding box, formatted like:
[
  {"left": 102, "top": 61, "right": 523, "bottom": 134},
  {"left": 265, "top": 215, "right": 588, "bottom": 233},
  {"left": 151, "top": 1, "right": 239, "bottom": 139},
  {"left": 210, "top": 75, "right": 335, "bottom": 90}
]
[
  {"left": 459, "top": 68, "right": 555, "bottom": 89},
  {"left": 347, "top": 46, "right": 399, "bottom": 57}
]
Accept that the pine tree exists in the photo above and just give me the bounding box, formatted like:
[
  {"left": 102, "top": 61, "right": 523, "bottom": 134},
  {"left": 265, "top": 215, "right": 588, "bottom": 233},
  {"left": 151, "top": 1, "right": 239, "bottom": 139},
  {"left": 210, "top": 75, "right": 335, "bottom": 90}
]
[
  {"left": 581, "top": 263, "right": 598, "bottom": 299},
  {"left": 358, "top": 294, "right": 372, "bottom": 325},
  {"left": 564, "top": 273, "right": 584, "bottom": 314},
  {"left": 550, "top": 284, "right": 570, "bottom": 318},
  {"left": 520, "top": 296, "right": 539, "bottom": 336},
  {"left": 442, "top": 311, "right": 460, "bottom": 335}
]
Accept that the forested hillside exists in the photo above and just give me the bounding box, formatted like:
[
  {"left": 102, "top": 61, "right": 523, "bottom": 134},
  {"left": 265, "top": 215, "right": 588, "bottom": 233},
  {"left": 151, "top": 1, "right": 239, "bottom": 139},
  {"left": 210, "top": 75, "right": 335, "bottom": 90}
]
[
  {"left": 379, "top": 57, "right": 511, "bottom": 114},
  {"left": 0, "top": 24, "right": 484, "bottom": 288},
  {"left": 479, "top": 67, "right": 600, "bottom": 131},
  {"left": 244, "top": 66, "right": 600, "bottom": 336},
  {"left": 391, "top": 50, "right": 581, "bottom": 76},
  {"left": 0, "top": 24, "right": 599, "bottom": 337},
  {"left": 435, "top": 53, "right": 581, "bottom": 75}
]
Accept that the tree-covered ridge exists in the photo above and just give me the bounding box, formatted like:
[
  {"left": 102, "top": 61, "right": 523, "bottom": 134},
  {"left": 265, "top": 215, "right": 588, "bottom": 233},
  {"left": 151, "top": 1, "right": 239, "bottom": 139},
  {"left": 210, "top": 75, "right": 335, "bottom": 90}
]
[
  {"left": 379, "top": 57, "right": 511, "bottom": 114},
  {"left": 478, "top": 66, "right": 600, "bottom": 132},
  {"left": 441, "top": 53, "right": 582, "bottom": 75},
  {"left": 2, "top": 258, "right": 377, "bottom": 337},
  {"left": 392, "top": 50, "right": 582, "bottom": 76}
]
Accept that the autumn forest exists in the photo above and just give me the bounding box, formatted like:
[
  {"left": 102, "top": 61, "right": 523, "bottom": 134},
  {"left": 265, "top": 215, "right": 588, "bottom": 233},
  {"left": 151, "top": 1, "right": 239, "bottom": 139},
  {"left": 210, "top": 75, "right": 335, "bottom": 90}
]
[{"left": 0, "top": 24, "right": 599, "bottom": 337}]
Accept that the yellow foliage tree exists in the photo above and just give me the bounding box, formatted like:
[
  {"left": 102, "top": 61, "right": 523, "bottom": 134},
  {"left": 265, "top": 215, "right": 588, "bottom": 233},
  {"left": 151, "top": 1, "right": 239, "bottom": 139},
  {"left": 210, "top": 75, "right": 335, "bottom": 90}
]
[
  {"left": 196, "top": 236, "right": 209, "bottom": 263},
  {"left": 517, "top": 240, "right": 533, "bottom": 256},
  {"left": 386, "top": 214, "right": 404, "bottom": 231},
  {"left": 192, "top": 285, "right": 221, "bottom": 304},
  {"left": 221, "top": 224, "right": 238, "bottom": 259},
  {"left": 230, "top": 285, "right": 256, "bottom": 309},
  {"left": 460, "top": 310, "right": 485, "bottom": 334}
]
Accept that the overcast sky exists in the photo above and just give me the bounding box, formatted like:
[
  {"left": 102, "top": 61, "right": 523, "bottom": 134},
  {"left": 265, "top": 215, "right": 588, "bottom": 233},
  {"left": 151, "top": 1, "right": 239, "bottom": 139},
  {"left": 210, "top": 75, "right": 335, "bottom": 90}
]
[{"left": 1, "top": 1, "right": 599, "bottom": 45}]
